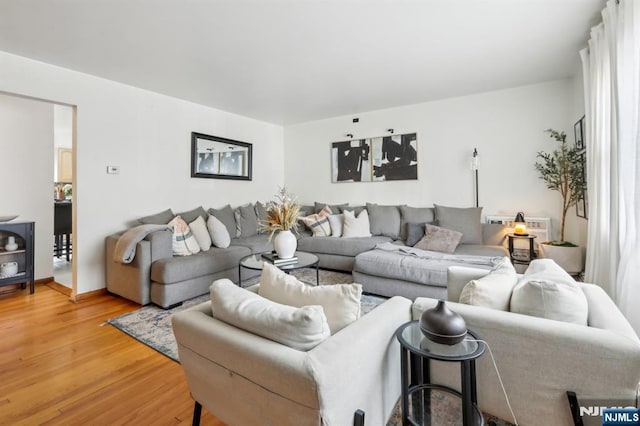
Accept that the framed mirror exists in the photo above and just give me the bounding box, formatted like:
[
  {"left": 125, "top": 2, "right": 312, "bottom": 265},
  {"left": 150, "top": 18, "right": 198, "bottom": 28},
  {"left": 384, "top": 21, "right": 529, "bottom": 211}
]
[{"left": 191, "top": 132, "right": 252, "bottom": 180}]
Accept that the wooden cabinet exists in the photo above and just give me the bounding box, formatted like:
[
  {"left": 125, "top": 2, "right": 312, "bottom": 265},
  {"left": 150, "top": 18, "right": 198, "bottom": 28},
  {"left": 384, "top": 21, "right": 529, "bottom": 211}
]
[
  {"left": 0, "top": 221, "right": 35, "bottom": 294},
  {"left": 57, "top": 148, "right": 73, "bottom": 182}
]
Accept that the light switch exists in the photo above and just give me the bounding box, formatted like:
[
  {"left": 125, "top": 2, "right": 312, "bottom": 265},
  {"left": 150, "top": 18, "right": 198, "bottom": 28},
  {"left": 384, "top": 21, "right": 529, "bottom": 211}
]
[{"left": 106, "top": 166, "right": 120, "bottom": 174}]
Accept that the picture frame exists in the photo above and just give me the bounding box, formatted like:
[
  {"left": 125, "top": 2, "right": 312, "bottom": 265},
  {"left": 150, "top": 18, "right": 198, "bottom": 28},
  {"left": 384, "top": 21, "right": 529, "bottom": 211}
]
[
  {"left": 574, "top": 115, "right": 585, "bottom": 151},
  {"left": 191, "top": 132, "right": 252, "bottom": 180},
  {"left": 576, "top": 190, "right": 587, "bottom": 219}
]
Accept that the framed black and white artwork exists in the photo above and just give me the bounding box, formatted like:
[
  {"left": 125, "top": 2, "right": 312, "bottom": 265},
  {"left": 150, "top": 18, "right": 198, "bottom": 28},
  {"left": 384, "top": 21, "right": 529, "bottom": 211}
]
[
  {"left": 331, "top": 132, "right": 418, "bottom": 183},
  {"left": 191, "top": 132, "right": 252, "bottom": 180}
]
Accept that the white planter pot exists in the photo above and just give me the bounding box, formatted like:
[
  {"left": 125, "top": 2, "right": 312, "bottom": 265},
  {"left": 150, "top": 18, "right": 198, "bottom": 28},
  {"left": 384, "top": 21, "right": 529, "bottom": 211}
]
[
  {"left": 273, "top": 230, "right": 297, "bottom": 259},
  {"left": 539, "top": 244, "right": 584, "bottom": 275}
]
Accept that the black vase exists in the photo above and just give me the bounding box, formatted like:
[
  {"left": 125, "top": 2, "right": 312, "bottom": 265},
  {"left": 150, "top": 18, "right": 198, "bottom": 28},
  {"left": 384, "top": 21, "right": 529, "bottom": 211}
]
[{"left": 420, "top": 300, "right": 467, "bottom": 345}]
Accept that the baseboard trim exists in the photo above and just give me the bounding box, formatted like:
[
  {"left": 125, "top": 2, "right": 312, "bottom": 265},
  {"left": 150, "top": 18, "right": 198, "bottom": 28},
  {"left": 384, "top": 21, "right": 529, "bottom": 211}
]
[
  {"left": 46, "top": 280, "right": 72, "bottom": 296},
  {"left": 73, "top": 288, "right": 108, "bottom": 302}
]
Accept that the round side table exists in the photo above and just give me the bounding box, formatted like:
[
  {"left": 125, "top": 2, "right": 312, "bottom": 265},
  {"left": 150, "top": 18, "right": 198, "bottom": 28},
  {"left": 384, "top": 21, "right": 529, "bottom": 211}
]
[{"left": 396, "top": 321, "right": 485, "bottom": 426}]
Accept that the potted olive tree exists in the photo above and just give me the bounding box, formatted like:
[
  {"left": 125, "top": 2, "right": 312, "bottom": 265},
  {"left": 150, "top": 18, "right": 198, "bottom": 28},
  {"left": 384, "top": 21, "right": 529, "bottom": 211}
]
[{"left": 535, "top": 129, "right": 586, "bottom": 275}]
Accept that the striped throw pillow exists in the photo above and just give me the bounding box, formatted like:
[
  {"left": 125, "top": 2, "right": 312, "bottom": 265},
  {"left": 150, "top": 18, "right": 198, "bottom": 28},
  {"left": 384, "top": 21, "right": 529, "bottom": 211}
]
[
  {"left": 301, "top": 206, "right": 332, "bottom": 237},
  {"left": 168, "top": 215, "right": 201, "bottom": 256}
]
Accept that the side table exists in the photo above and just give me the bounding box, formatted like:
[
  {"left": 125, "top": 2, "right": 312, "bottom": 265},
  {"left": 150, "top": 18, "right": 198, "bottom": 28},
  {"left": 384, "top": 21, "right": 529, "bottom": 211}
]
[
  {"left": 396, "top": 321, "right": 485, "bottom": 426},
  {"left": 507, "top": 233, "right": 537, "bottom": 266}
]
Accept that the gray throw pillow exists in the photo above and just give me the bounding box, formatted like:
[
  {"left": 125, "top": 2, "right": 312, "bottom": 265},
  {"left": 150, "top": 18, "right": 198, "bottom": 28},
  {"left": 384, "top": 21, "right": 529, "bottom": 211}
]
[
  {"left": 137, "top": 208, "right": 175, "bottom": 225},
  {"left": 414, "top": 224, "right": 463, "bottom": 254},
  {"left": 340, "top": 205, "right": 366, "bottom": 215},
  {"left": 366, "top": 203, "right": 401, "bottom": 239},
  {"left": 434, "top": 204, "right": 483, "bottom": 245},
  {"left": 208, "top": 205, "right": 238, "bottom": 238},
  {"left": 235, "top": 203, "right": 259, "bottom": 238},
  {"left": 314, "top": 202, "right": 348, "bottom": 214},
  {"left": 399, "top": 206, "right": 435, "bottom": 241},
  {"left": 298, "top": 205, "right": 315, "bottom": 217},
  {"left": 176, "top": 206, "right": 208, "bottom": 224},
  {"left": 406, "top": 222, "right": 428, "bottom": 247},
  {"left": 255, "top": 202, "right": 268, "bottom": 233}
]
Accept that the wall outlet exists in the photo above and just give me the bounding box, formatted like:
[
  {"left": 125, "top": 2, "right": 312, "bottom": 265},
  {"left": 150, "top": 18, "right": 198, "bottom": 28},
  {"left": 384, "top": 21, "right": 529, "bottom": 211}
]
[{"left": 106, "top": 166, "right": 120, "bottom": 174}]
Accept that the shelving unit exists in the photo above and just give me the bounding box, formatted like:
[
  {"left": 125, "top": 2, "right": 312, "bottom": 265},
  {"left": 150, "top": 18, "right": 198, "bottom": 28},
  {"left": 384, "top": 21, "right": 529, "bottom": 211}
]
[{"left": 0, "top": 221, "right": 35, "bottom": 293}]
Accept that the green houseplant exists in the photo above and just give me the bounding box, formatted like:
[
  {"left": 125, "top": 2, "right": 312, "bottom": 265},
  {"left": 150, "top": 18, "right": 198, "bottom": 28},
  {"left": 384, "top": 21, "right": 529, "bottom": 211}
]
[{"left": 534, "top": 129, "right": 586, "bottom": 273}]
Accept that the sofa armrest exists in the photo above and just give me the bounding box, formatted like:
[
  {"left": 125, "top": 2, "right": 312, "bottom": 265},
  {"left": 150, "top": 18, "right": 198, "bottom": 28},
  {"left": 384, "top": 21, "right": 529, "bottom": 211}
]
[
  {"left": 104, "top": 230, "right": 172, "bottom": 305},
  {"left": 447, "top": 266, "right": 491, "bottom": 302},
  {"left": 412, "top": 297, "right": 640, "bottom": 425}
]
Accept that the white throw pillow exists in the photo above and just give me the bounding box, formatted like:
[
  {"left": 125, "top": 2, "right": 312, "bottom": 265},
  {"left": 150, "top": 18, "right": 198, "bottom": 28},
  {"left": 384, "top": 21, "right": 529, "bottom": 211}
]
[
  {"left": 510, "top": 259, "right": 588, "bottom": 325},
  {"left": 327, "top": 214, "right": 344, "bottom": 238},
  {"left": 167, "top": 215, "right": 201, "bottom": 256},
  {"left": 210, "top": 279, "right": 330, "bottom": 351},
  {"left": 259, "top": 263, "right": 362, "bottom": 334},
  {"left": 342, "top": 209, "right": 372, "bottom": 238},
  {"left": 301, "top": 205, "right": 332, "bottom": 237},
  {"left": 458, "top": 257, "right": 517, "bottom": 311},
  {"left": 207, "top": 215, "right": 231, "bottom": 248},
  {"left": 189, "top": 215, "right": 212, "bottom": 251}
]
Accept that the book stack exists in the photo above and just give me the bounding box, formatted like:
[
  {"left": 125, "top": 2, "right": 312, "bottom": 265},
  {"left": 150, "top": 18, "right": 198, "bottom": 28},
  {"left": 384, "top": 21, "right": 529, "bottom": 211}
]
[{"left": 261, "top": 252, "right": 298, "bottom": 266}]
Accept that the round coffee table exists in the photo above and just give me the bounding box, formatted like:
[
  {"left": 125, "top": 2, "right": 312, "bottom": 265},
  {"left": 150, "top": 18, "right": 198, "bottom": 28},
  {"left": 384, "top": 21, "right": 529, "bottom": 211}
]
[{"left": 238, "top": 251, "right": 320, "bottom": 287}]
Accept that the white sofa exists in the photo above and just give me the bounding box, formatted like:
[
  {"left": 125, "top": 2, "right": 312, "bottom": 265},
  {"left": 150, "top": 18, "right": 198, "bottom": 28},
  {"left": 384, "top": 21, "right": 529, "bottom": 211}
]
[
  {"left": 172, "top": 294, "right": 412, "bottom": 425},
  {"left": 411, "top": 266, "right": 640, "bottom": 426}
]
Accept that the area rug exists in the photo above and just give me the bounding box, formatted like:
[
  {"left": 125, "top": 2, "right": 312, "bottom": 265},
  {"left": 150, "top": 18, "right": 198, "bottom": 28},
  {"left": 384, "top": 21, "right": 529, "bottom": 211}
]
[{"left": 107, "top": 268, "right": 386, "bottom": 362}]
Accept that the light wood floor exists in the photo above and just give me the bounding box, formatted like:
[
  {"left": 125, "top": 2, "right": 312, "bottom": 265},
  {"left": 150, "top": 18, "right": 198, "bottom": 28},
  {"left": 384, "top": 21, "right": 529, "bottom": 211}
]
[{"left": 0, "top": 283, "right": 225, "bottom": 425}]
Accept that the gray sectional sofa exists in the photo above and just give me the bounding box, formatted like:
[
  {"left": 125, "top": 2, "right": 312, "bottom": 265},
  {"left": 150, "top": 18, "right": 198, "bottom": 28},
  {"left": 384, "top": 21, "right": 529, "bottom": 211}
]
[{"left": 105, "top": 202, "right": 508, "bottom": 308}]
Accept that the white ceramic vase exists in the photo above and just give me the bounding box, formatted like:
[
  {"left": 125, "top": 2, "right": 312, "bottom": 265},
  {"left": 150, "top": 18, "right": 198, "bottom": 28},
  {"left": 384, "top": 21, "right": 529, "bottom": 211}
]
[
  {"left": 5, "top": 236, "right": 18, "bottom": 252},
  {"left": 273, "top": 230, "right": 297, "bottom": 259}
]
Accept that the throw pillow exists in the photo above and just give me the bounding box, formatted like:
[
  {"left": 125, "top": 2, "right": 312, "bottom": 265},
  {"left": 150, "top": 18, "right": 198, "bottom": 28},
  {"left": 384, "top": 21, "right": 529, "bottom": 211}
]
[
  {"left": 366, "top": 203, "right": 402, "bottom": 239},
  {"left": 339, "top": 205, "right": 366, "bottom": 215},
  {"left": 327, "top": 214, "right": 344, "bottom": 238},
  {"left": 208, "top": 205, "right": 238, "bottom": 238},
  {"left": 413, "top": 224, "right": 463, "bottom": 254},
  {"left": 137, "top": 208, "right": 175, "bottom": 225},
  {"left": 189, "top": 215, "right": 212, "bottom": 251},
  {"left": 259, "top": 263, "right": 362, "bottom": 334},
  {"left": 207, "top": 215, "right": 231, "bottom": 248},
  {"left": 458, "top": 257, "right": 517, "bottom": 311},
  {"left": 342, "top": 209, "right": 372, "bottom": 238},
  {"left": 434, "top": 204, "right": 483, "bottom": 245},
  {"left": 510, "top": 259, "right": 588, "bottom": 325},
  {"left": 406, "top": 222, "right": 428, "bottom": 247},
  {"left": 399, "top": 206, "right": 435, "bottom": 241},
  {"left": 167, "top": 215, "right": 201, "bottom": 256},
  {"left": 255, "top": 202, "right": 268, "bottom": 233},
  {"left": 211, "top": 279, "right": 330, "bottom": 351},
  {"left": 234, "top": 203, "right": 259, "bottom": 238},
  {"left": 176, "top": 206, "right": 208, "bottom": 224},
  {"left": 301, "top": 206, "right": 332, "bottom": 237}
]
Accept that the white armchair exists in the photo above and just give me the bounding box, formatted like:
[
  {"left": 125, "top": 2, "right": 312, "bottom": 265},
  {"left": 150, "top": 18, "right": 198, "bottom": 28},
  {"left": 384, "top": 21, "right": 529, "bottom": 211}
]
[
  {"left": 172, "top": 294, "right": 412, "bottom": 426},
  {"left": 411, "top": 266, "right": 640, "bottom": 426}
]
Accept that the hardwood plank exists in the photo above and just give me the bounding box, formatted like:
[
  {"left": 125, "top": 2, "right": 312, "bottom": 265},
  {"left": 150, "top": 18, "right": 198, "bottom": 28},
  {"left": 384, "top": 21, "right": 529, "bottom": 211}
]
[{"left": 0, "top": 284, "right": 225, "bottom": 425}]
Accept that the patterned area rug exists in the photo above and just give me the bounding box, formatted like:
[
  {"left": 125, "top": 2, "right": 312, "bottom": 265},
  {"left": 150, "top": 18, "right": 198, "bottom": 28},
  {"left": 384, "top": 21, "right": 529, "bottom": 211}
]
[{"left": 107, "top": 268, "right": 385, "bottom": 362}]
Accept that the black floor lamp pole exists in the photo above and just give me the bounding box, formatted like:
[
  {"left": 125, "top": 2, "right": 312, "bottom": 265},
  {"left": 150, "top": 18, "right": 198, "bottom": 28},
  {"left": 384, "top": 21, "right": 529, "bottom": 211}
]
[{"left": 472, "top": 148, "right": 479, "bottom": 208}]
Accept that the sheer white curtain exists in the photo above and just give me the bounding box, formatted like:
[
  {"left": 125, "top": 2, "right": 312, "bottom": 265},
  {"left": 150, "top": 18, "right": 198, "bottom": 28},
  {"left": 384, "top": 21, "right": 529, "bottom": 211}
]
[{"left": 581, "top": 0, "right": 640, "bottom": 332}]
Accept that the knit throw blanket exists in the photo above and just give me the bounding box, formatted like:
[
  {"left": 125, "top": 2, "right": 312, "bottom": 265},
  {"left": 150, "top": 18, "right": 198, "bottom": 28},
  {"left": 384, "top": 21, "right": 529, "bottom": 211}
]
[{"left": 113, "top": 224, "right": 172, "bottom": 263}]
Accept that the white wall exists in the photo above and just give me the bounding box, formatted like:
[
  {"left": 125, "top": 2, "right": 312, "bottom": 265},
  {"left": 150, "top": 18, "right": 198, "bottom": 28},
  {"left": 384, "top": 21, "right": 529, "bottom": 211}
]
[
  {"left": 284, "top": 79, "right": 577, "bottom": 241},
  {"left": 0, "top": 51, "right": 284, "bottom": 295},
  {"left": 0, "top": 93, "right": 54, "bottom": 279}
]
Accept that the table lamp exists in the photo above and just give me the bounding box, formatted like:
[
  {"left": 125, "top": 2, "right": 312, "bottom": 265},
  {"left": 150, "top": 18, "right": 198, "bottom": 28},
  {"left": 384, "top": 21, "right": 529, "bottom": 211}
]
[{"left": 513, "top": 211, "right": 528, "bottom": 236}]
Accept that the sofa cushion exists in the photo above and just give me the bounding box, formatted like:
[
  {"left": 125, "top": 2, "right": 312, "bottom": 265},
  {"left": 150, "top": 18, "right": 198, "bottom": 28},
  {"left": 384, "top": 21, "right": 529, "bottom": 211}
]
[
  {"left": 327, "top": 214, "right": 344, "bottom": 237},
  {"left": 342, "top": 209, "right": 372, "bottom": 238},
  {"left": 399, "top": 206, "right": 435, "bottom": 241},
  {"left": 168, "top": 216, "right": 201, "bottom": 256},
  {"left": 207, "top": 215, "right": 231, "bottom": 248},
  {"left": 301, "top": 206, "right": 332, "bottom": 236},
  {"left": 189, "top": 215, "right": 212, "bottom": 251},
  {"left": 297, "top": 235, "right": 392, "bottom": 257},
  {"left": 255, "top": 202, "right": 268, "bottom": 233},
  {"left": 208, "top": 205, "right": 238, "bottom": 238},
  {"left": 176, "top": 206, "right": 208, "bottom": 224},
  {"left": 454, "top": 244, "right": 509, "bottom": 257},
  {"left": 211, "top": 279, "right": 330, "bottom": 351},
  {"left": 231, "top": 234, "right": 273, "bottom": 254},
  {"left": 458, "top": 257, "right": 516, "bottom": 311},
  {"left": 434, "top": 205, "right": 483, "bottom": 244},
  {"left": 314, "top": 202, "right": 348, "bottom": 214},
  {"left": 235, "top": 203, "right": 259, "bottom": 238},
  {"left": 340, "top": 205, "right": 366, "bottom": 215},
  {"left": 151, "top": 245, "right": 249, "bottom": 284},
  {"left": 406, "top": 222, "right": 426, "bottom": 247},
  {"left": 366, "top": 203, "right": 402, "bottom": 239},
  {"left": 137, "top": 208, "right": 175, "bottom": 225},
  {"left": 259, "top": 263, "right": 362, "bottom": 334},
  {"left": 482, "top": 223, "right": 507, "bottom": 246},
  {"left": 413, "top": 224, "right": 462, "bottom": 254},
  {"left": 510, "top": 259, "right": 588, "bottom": 325}
]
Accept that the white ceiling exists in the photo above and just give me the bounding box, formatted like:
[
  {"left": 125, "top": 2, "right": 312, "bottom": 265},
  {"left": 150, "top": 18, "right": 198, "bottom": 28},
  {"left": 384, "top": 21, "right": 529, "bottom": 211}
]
[{"left": 0, "top": 0, "right": 605, "bottom": 125}]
